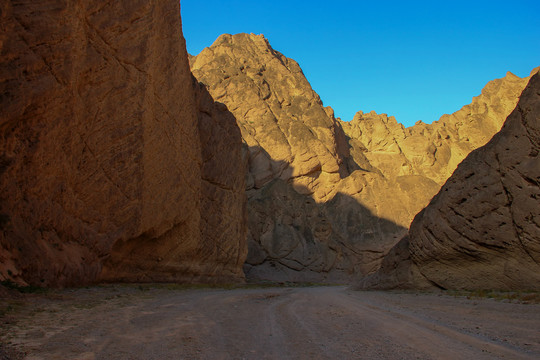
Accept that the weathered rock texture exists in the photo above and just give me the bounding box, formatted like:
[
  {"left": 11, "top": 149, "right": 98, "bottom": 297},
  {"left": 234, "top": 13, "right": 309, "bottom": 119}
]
[
  {"left": 342, "top": 69, "right": 533, "bottom": 186},
  {"left": 191, "top": 34, "right": 350, "bottom": 198},
  {"left": 359, "top": 73, "right": 540, "bottom": 290},
  {"left": 191, "top": 33, "right": 536, "bottom": 282},
  {"left": 191, "top": 34, "right": 407, "bottom": 281},
  {"left": 0, "top": 1, "right": 246, "bottom": 287}
]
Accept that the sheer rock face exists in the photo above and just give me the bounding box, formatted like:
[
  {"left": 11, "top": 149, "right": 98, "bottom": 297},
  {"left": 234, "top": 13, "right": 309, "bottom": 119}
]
[
  {"left": 359, "top": 73, "right": 540, "bottom": 291},
  {"left": 191, "top": 33, "right": 534, "bottom": 282},
  {"left": 0, "top": 1, "right": 246, "bottom": 287},
  {"left": 196, "top": 83, "right": 247, "bottom": 282}
]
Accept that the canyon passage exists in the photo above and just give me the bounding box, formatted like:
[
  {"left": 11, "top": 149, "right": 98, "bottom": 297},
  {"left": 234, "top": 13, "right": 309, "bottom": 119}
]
[
  {"left": 2, "top": 285, "right": 540, "bottom": 360},
  {"left": 1, "top": 0, "right": 540, "bottom": 359}
]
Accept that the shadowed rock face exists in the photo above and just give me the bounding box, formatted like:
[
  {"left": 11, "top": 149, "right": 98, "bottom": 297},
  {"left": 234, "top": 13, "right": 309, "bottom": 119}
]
[
  {"left": 191, "top": 33, "right": 535, "bottom": 282},
  {"left": 359, "top": 73, "right": 540, "bottom": 291},
  {"left": 0, "top": 1, "right": 246, "bottom": 287},
  {"left": 245, "top": 175, "right": 407, "bottom": 282},
  {"left": 191, "top": 34, "right": 418, "bottom": 281}
]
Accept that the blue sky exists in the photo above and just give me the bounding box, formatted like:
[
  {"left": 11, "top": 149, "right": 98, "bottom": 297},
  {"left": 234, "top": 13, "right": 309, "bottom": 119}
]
[{"left": 181, "top": 1, "right": 540, "bottom": 127}]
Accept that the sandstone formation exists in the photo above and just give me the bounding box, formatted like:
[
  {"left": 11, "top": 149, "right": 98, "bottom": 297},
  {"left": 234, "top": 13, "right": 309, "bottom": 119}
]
[
  {"left": 0, "top": 1, "right": 246, "bottom": 287},
  {"left": 191, "top": 34, "right": 409, "bottom": 281},
  {"left": 359, "top": 73, "right": 540, "bottom": 290},
  {"left": 191, "top": 33, "right": 351, "bottom": 199},
  {"left": 342, "top": 69, "right": 533, "bottom": 185},
  {"left": 191, "top": 33, "right": 535, "bottom": 282}
]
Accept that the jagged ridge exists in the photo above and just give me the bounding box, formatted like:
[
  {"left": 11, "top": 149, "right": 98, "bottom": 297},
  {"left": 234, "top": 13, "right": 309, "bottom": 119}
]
[
  {"left": 191, "top": 32, "right": 536, "bottom": 282},
  {"left": 358, "top": 72, "right": 540, "bottom": 290}
]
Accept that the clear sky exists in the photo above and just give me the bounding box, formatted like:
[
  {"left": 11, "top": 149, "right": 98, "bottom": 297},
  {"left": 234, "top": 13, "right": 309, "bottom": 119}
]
[{"left": 181, "top": 0, "right": 540, "bottom": 127}]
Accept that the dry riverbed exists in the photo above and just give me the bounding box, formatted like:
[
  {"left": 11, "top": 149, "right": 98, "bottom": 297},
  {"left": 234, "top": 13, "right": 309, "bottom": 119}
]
[{"left": 1, "top": 284, "right": 539, "bottom": 359}]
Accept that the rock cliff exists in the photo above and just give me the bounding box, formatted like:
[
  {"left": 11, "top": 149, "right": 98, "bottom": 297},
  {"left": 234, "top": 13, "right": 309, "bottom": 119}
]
[
  {"left": 0, "top": 1, "right": 246, "bottom": 287},
  {"left": 191, "top": 33, "right": 350, "bottom": 198},
  {"left": 191, "top": 33, "right": 535, "bottom": 282},
  {"left": 359, "top": 72, "right": 540, "bottom": 290},
  {"left": 191, "top": 34, "right": 407, "bottom": 281}
]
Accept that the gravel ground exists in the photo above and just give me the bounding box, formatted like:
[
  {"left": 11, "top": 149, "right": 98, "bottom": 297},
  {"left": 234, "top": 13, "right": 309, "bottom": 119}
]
[{"left": 1, "top": 285, "right": 539, "bottom": 359}]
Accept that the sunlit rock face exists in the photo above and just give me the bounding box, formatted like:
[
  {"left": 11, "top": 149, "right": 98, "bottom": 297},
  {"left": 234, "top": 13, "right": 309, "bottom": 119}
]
[
  {"left": 342, "top": 69, "right": 533, "bottom": 186},
  {"left": 0, "top": 0, "right": 246, "bottom": 287},
  {"left": 191, "top": 33, "right": 534, "bottom": 282},
  {"left": 359, "top": 72, "right": 540, "bottom": 291}
]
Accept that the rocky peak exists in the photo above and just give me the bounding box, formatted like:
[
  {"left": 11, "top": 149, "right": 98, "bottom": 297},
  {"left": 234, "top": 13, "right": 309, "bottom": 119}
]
[
  {"left": 192, "top": 33, "right": 537, "bottom": 283},
  {"left": 342, "top": 70, "right": 535, "bottom": 185},
  {"left": 359, "top": 72, "right": 540, "bottom": 290},
  {"left": 192, "top": 33, "right": 348, "bottom": 201}
]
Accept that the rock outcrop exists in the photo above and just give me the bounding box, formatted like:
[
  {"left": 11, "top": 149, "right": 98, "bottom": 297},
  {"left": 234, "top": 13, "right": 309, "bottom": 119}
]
[
  {"left": 191, "top": 34, "right": 410, "bottom": 281},
  {"left": 359, "top": 73, "right": 540, "bottom": 290},
  {"left": 0, "top": 1, "right": 246, "bottom": 287},
  {"left": 342, "top": 69, "right": 533, "bottom": 185},
  {"left": 191, "top": 33, "right": 350, "bottom": 199},
  {"left": 191, "top": 33, "right": 535, "bottom": 282}
]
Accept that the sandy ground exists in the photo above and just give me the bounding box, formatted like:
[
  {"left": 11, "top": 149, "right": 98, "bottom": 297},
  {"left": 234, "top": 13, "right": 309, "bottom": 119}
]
[{"left": 1, "top": 285, "right": 539, "bottom": 360}]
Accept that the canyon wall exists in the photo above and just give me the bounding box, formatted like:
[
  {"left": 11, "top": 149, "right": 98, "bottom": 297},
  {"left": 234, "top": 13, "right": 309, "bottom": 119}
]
[
  {"left": 359, "top": 73, "right": 540, "bottom": 290},
  {"left": 191, "top": 33, "right": 535, "bottom": 282},
  {"left": 0, "top": 1, "right": 246, "bottom": 287},
  {"left": 2, "top": 3, "right": 534, "bottom": 289}
]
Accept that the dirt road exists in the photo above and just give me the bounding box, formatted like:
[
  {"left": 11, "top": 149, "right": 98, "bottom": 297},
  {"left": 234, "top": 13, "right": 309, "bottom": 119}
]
[{"left": 1, "top": 285, "right": 539, "bottom": 359}]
